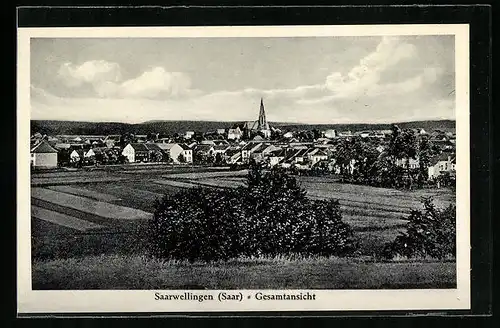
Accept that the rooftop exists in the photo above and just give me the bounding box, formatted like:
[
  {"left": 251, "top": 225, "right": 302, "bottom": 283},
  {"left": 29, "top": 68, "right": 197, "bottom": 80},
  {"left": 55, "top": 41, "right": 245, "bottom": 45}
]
[{"left": 31, "top": 141, "right": 58, "bottom": 154}]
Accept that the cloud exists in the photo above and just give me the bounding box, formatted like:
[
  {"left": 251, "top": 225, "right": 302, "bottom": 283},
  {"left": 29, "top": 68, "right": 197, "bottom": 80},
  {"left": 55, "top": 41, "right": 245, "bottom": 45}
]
[
  {"left": 118, "top": 67, "right": 192, "bottom": 98},
  {"left": 58, "top": 60, "right": 122, "bottom": 88},
  {"left": 31, "top": 82, "right": 455, "bottom": 125},
  {"left": 57, "top": 61, "right": 194, "bottom": 99},
  {"left": 323, "top": 36, "right": 422, "bottom": 98},
  {"left": 35, "top": 36, "right": 454, "bottom": 124},
  {"left": 208, "top": 36, "right": 442, "bottom": 105}
]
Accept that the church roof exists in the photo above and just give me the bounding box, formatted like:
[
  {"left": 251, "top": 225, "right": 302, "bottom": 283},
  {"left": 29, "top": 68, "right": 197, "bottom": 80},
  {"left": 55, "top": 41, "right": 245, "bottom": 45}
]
[{"left": 243, "top": 98, "right": 271, "bottom": 132}]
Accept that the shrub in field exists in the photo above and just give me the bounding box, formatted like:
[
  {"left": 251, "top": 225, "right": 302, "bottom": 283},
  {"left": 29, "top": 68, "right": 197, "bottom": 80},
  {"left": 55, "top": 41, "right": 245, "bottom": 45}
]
[
  {"left": 148, "top": 187, "right": 245, "bottom": 262},
  {"left": 305, "top": 199, "right": 357, "bottom": 256},
  {"left": 382, "top": 198, "right": 456, "bottom": 260},
  {"left": 148, "top": 164, "right": 358, "bottom": 262},
  {"left": 240, "top": 165, "right": 357, "bottom": 257}
]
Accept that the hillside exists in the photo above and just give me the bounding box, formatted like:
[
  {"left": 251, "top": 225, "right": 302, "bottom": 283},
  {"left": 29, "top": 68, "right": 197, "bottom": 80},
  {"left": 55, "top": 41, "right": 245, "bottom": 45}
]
[
  {"left": 275, "top": 120, "right": 456, "bottom": 132},
  {"left": 31, "top": 119, "right": 455, "bottom": 136}
]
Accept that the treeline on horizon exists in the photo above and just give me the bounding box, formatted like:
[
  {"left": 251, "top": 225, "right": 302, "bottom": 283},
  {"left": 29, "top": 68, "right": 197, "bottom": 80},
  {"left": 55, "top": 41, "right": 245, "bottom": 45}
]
[{"left": 31, "top": 119, "right": 456, "bottom": 137}]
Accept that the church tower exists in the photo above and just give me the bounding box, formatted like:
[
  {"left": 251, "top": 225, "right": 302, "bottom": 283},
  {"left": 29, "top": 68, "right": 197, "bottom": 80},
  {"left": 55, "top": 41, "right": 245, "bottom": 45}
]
[{"left": 257, "top": 98, "right": 271, "bottom": 138}]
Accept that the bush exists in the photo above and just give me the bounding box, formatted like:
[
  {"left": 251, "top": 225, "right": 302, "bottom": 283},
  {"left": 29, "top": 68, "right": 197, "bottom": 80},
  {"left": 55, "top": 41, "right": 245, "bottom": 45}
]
[
  {"left": 148, "top": 188, "right": 245, "bottom": 262},
  {"left": 147, "top": 165, "right": 358, "bottom": 262},
  {"left": 382, "top": 198, "right": 456, "bottom": 260}
]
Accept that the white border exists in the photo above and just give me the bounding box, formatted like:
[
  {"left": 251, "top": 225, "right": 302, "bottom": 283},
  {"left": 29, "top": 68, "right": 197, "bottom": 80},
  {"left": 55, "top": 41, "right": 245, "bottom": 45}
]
[{"left": 17, "top": 24, "right": 470, "bottom": 314}]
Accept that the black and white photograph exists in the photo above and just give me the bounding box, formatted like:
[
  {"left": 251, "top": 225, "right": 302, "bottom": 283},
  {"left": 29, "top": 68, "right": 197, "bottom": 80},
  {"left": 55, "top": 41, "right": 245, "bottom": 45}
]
[{"left": 17, "top": 24, "right": 471, "bottom": 313}]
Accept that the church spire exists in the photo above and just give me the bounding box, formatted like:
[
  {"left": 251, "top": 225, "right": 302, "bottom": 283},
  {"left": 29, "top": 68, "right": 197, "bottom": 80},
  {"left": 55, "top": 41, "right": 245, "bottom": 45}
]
[{"left": 258, "top": 97, "right": 269, "bottom": 131}]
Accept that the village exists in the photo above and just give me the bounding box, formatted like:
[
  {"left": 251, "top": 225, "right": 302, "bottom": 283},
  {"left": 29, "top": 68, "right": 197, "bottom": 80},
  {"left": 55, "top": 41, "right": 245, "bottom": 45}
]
[{"left": 30, "top": 99, "right": 456, "bottom": 184}]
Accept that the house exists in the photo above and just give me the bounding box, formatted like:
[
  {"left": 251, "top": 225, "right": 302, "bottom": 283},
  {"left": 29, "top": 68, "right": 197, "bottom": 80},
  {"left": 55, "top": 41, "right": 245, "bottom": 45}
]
[
  {"left": 216, "top": 129, "right": 226, "bottom": 135},
  {"left": 201, "top": 140, "right": 216, "bottom": 145},
  {"left": 244, "top": 143, "right": 279, "bottom": 164},
  {"left": 252, "top": 135, "right": 265, "bottom": 142},
  {"left": 292, "top": 149, "right": 310, "bottom": 163},
  {"left": 227, "top": 127, "right": 243, "bottom": 140},
  {"left": 69, "top": 149, "right": 85, "bottom": 163},
  {"left": 135, "top": 135, "right": 148, "bottom": 143},
  {"left": 30, "top": 141, "right": 58, "bottom": 169},
  {"left": 370, "top": 132, "right": 385, "bottom": 139},
  {"left": 194, "top": 144, "right": 215, "bottom": 158},
  {"left": 84, "top": 148, "right": 96, "bottom": 158},
  {"left": 378, "top": 129, "right": 393, "bottom": 136},
  {"left": 283, "top": 131, "right": 294, "bottom": 139},
  {"left": 154, "top": 143, "right": 184, "bottom": 163},
  {"left": 358, "top": 131, "right": 371, "bottom": 138},
  {"left": 224, "top": 148, "right": 242, "bottom": 164},
  {"left": 323, "top": 129, "right": 336, "bottom": 139},
  {"left": 395, "top": 157, "right": 420, "bottom": 169},
  {"left": 428, "top": 154, "right": 455, "bottom": 180},
  {"left": 338, "top": 130, "right": 353, "bottom": 137},
  {"left": 268, "top": 149, "right": 288, "bottom": 167},
  {"left": 315, "top": 138, "right": 330, "bottom": 145},
  {"left": 54, "top": 143, "right": 71, "bottom": 150},
  {"left": 178, "top": 144, "right": 193, "bottom": 163},
  {"left": 104, "top": 135, "right": 121, "bottom": 142},
  {"left": 279, "top": 149, "right": 305, "bottom": 168},
  {"left": 121, "top": 143, "right": 150, "bottom": 163},
  {"left": 307, "top": 148, "right": 329, "bottom": 165},
  {"left": 241, "top": 142, "right": 264, "bottom": 163},
  {"left": 184, "top": 131, "right": 195, "bottom": 140},
  {"left": 213, "top": 145, "right": 230, "bottom": 156},
  {"left": 142, "top": 143, "right": 166, "bottom": 162},
  {"left": 31, "top": 132, "right": 43, "bottom": 140},
  {"left": 104, "top": 140, "right": 116, "bottom": 148},
  {"left": 261, "top": 144, "right": 282, "bottom": 157},
  {"left": 213, "top": 140, "right": 229, "bottom": 146}
]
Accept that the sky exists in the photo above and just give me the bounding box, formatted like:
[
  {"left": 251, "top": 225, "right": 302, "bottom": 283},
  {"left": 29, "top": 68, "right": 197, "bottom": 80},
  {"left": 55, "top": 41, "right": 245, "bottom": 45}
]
[{"left": 30, "top": 35, "right": 455, "bottom": 124}]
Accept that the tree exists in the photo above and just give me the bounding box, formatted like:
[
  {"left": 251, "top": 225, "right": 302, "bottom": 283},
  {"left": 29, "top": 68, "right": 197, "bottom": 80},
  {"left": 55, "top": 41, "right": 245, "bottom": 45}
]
[
  {"left": 382, "top": 198, "right": 456, "bottom": 259},
  {"left": 147, "top": 133, "right": 158, "bottom": 142},
  {"left": 270, "top": 128, "right": 283, "bottom": 141},
  {"left": 57, "top": 149, "right": 71, "bottom": 167},
  {"left": 118, "top": 154, "right": 128, "bottom": 164},
  {"left": 416, "top": 136, "right": 434, "bottom": 186},
  {"left": 387, "top": 125, "right": 419, "bottom": 189},
  {"left": 150, "top": 150, "right": 163, "bottom": 162},
  {"left": 178, "top": 153, "right": 186, "bottom": 164},
  {"left": 118, "top": 133, "right": 134, "bottom": 148},
  {"left": 193, "top": 131, "right": 205, "bottom": 143},
  {"left": 148, "top": 163, "right": 358, "bottom": 261},
  {"left": 214, "top": 152, "right": 225, "bottom": 166},
  {"left": 148, "top": 188, "right": 244, "bottom": 262},
  {"left": 312, "top": 129, "right": 322, "bottom": 140}
]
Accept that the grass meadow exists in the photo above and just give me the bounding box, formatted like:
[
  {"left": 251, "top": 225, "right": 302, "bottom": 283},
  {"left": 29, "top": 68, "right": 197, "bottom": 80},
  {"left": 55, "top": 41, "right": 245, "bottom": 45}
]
[
  {"left": 32, "top": 254, "right": 456, "bottom": 290},
  {"left": 30, "top": 167, "right": 457, "bottom": 290}
]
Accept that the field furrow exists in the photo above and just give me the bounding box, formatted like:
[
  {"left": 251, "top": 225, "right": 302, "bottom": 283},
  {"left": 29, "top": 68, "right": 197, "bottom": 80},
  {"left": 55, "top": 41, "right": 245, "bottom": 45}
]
[
  {"left": 31, "top": 188, "right": 152, "bottom": 220},
  {"left": 31, "top": 206, "right": 104, "bottom": 231},
  {"left": 47, "top": 185, "right": 121, "bottom": 202},
  {"left": 32, "top": 176, "right": 127, "bottom": 187},
  {"left": 162, "top": 169, "right": 247, "bottom": 180}
]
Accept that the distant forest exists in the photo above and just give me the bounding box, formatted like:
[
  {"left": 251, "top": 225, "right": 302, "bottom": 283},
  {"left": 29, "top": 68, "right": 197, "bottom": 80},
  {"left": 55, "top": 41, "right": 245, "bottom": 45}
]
[{"left": 31, "top": 119, "right": 456, "bottom": 136}]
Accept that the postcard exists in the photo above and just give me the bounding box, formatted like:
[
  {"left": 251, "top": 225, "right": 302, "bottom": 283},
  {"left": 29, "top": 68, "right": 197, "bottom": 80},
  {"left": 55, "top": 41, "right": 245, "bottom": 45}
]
[{"left": 17, "top": 24, "right": 470, "bottom": 314}]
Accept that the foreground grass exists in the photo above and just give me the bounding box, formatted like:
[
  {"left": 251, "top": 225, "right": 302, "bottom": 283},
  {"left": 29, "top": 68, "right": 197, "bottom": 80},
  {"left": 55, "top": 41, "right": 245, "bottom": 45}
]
[{"left": 32, "top": 254, "right": 456, "bottom": 290}]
